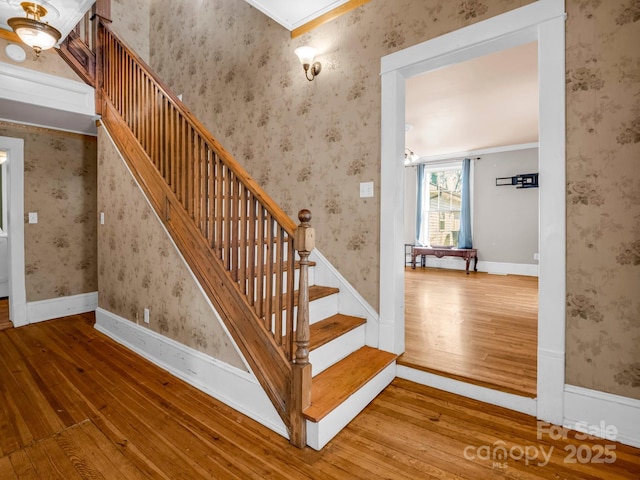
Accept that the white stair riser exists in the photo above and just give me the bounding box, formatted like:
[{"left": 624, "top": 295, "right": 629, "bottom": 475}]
[
  {"left": 306, "top": 362, "right": 397, "bottom": 450},
  {"left": 310, "top": 325, "right": 365, "bottom": 377},
  {"left": 267, "top": 290, "right": 338, "bottom": 335}
]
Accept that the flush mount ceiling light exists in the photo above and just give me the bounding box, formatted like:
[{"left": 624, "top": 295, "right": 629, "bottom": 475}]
[
  {"left": 294, "top": 46, "right": 322, "bottom": 82},
  {"left": 8, "top": 2, "right": 61, "bottom": 57}
]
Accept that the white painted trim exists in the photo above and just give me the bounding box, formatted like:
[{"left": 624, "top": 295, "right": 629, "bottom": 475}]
[
  {"left": 0, "top": 117, "right": 98, "bottom": 138},
  {"left": 0, "top": 62, "right": 95, "bottom": 116},
  {"left": 397, "top": 365, "right": 537, "bottom": 416},
  {"left": 380, "top": 0, "right": 566, "bottom": 422},
  {"left": 0, "top": 136, "right": 26, "bottom": 327},
  {"left": 26, "top": 292, "right": 97, "bottom": 324},
  {"left": 310, "top": 249, "right": 380, "bottom": 348},
  {"left": 306, "top": 361, "right": 396, "bottom": 450},
  {"left": 243, "top": 0, "right": 350, "bottom": 31},
  {"left": 414, "top": 258, "right": 538, "bottom": 277},
  {"left": 95, "top": 308, "right": 288, "bottom": 438},
  {"left": 309, "top": 324, "right": 365, "bottom": 377},
  {"left": 564, "top": 385, "right": 640, "bottom": 449}
]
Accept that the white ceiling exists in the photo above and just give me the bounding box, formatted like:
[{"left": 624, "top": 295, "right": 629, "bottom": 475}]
[
  {"left": 243, "top": 0, "right": 351, "bottom": 30},
  {"left": 406, "top": 41, "right": 539, "bottom": 160},
  {"left": 0, "top": 0, "right": 93, "bottom": 42}
]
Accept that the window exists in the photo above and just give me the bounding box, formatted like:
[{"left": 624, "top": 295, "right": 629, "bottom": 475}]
[{"left": 418, "top": 165, "right": 462, "bottom": 247}]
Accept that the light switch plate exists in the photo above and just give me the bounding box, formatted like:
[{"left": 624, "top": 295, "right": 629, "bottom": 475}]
[
  {"left": 100, "top": 212, "right": 105, "bottom": 225},
  {"left": 28, "top": 212, "right": 38, "bottom": 224},
  {"left": 360, "top": 182, "right": 374, "bottom": 198}
]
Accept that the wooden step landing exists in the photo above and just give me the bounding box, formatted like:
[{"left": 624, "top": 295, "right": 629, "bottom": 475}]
[
  {"left": 303, "top": 346, "right": 397, "bottom": 422},
  {"left": 310, "top": 314, "right": 366, "bottom": 351}
]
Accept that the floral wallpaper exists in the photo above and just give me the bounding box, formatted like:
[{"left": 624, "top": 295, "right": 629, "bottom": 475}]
[
  {"left": 0, "top": 38, "right": 82, "bottom": 81},
  {"left": 96, "top": 128, "right": 245, "bottom": 369},
  {"left": 110, "top": 0, "right": 151, "bottom": 63},
  {"left": 564, "top": 0, "right": 640, "bottom": 397},
  {"left": 98, "top": 0, "right": 640, "bottom": 399},
  {"left": 0, "top": 122, "right": 97, "bottom": 302},
  {"left": 147, "top": 0, "right": 532, "bottom": 311}
]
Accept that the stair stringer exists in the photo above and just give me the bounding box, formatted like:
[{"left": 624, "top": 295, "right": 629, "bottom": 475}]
[{"left": 97, "top": 125, "right": 290, "bottom": 438}]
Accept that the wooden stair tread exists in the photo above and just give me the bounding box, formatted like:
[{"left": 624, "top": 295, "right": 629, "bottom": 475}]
[
  {"left": 262, "top": 285, "right": 339, "bottom": 315},
  {"left": 310, "top": 314, "right": 366, "bottom": 351},
  {"left": 303, "top": 346, "right": 397, "bottom": 422}
]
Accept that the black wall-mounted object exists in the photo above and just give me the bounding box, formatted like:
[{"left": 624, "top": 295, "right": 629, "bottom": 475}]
[{"left": 496, "top": 173, "right": 539, "bottom": 189}]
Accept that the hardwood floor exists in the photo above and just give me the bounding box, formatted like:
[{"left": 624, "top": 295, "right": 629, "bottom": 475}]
[
  {"left": 400, "top": 267, "right": 538, "bottom": 396},
  {"left": 0, "top": 298, "right": 11, "bottom": 331},
  {"left": 0, "top": 313, "right": 638, "bottom": 479}
]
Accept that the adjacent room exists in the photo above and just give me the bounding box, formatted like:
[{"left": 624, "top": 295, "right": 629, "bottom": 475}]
[{"left": 399, "top": 41, "right": 540, "bottom": 397}]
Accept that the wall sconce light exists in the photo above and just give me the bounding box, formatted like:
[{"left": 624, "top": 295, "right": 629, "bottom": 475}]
[
  {"left": 295, "top": 46, "right": 322, "bottom": 82},
  {"left": 8, "top": 2, "right": 61, "bottom": 57},
  {"left": 404, "top": 148, "right": 419, "bottom": 165}
]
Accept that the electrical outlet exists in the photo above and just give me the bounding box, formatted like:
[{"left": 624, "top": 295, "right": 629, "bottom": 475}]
[
  {"left": 143, "top": 308, "right": 150, "bottom": 324},
  {"left": 100, "top": 212, "right": 105, "bottom": 225},
  {"left": 534, "top": 253, "right": 540, "bottom": 260},
  {"left": 28, "top": 212, "right": 38, "bottom": 224}
]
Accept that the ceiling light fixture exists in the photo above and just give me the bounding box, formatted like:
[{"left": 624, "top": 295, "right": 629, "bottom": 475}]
[
  {"left": 404, "top": 148, "right": 419, "bottom": 165},
  {"left": 8, "top": 2, "right": 61, "bottom": 57},
  {"left": 294, "top": 46, "right": 322, "bottom": 82}
]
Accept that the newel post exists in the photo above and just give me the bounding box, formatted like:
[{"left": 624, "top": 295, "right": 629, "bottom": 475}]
[{"left": 290, "top": 209, "right": 314, "bottom": 447}]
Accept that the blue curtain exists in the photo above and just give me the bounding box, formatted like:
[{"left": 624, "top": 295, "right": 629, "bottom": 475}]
[
  {"left": 415, "top": 164, "right": 425, "bottom": 245},
  {"left": 458, "top": 158, "right": 473, "bottom": 249}
]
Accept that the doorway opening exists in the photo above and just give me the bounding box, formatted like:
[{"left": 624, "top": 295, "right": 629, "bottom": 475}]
[
  {"left": 400, "top": 41, "right": 540, "bottom": 398},
  {"left": 379, "top": 1, "right": 566, "bottom": 424},
  {"left": 0, "top": 136, "right": 27, "bottom": 329}
]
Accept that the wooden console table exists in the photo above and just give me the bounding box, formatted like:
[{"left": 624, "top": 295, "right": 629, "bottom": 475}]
[{"left": 411, "top": 247, "right": 478, "bottom": 274}]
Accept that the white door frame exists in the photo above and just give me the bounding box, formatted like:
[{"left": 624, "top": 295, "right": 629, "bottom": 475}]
[
  {"left": 379, "top": 0, "right": 566, "bottom": 424},
  {"left": 0, "top": 136, "right": 27, "bottom": 327}
]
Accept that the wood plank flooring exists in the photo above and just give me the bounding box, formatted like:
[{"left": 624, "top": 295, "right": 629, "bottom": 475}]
[
  {"left": 0, "top": 298, "right": 11, "bottom": 331},
  {"left": 1, "top": 313, "right": 638, "bottom": 479},
  {"left": 401, "top": 267, "right": 538, "bottom": 396}
]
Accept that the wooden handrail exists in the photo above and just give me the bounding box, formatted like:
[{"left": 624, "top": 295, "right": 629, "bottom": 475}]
[{"left": 91, "top": 18, "right": 311, "bottom": 446}]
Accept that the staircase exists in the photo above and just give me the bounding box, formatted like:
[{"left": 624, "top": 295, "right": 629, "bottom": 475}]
[{"left": 57, "top": 1, "right": 396, "bottom": 450}]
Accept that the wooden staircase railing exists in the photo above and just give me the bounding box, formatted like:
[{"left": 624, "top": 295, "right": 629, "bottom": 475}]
[{"left": 59, "top": 5, "right": 313, "bottom": 447}]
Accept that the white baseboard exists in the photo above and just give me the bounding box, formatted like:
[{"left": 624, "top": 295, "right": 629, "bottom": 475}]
[
  {"left": 26, "top": 291, "right": 98, "bottom": 324},
  {"left": 564, "top": 385, "right": 640, "bottom": 448},
  {"left": 418, "top": 257, "right": 538, "bottom": 277},
  {"left": 94, "top": 308, "right": 288, "bottom": 438},
  {"left": 397, "top": 365, "right": 537, "bottom": 416}
]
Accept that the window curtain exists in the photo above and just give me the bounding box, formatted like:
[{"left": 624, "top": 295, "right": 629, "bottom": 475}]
[
  {"left": 458, "top": 158, "right": 473, "bottom": 248},
  {"left": 415, "top": 164, "right": 425, "bottom": 245}
]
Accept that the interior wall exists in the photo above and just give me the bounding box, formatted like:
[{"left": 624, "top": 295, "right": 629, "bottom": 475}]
[
  {"left": 474, "top": 148, "right": 538, "bottom": 264},
  {"left": 96, "top": 128, "right": 246, "bottom": 370},
  {"left": 0, "top": 122, "right": 97, "bottom": 302},
  {"left": 113, "top": 0, "right": 640, "bottom": 399}
]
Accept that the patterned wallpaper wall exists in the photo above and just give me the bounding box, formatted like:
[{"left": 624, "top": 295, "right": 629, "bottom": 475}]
[
  {"left": 97, "top": 128, "right": 246, "bottom": 369},
  {"left": 103, "top": 0, "right": 640, "bottom": 398},
  {"left": 110, "top": 0, "right": 151, "bottom": 63},
  {"left": 0, "top": 122, "right": 97, "bottom": 302},
  {"left": 564, "top": 0, "right": 640, "bottom": 396}
]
